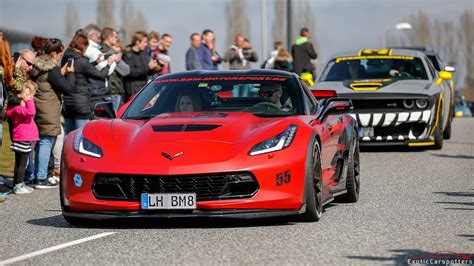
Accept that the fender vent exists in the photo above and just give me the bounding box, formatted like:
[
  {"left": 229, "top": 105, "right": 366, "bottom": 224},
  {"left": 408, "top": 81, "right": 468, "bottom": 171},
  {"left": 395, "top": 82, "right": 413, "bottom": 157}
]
[{"left": 152, "top": 124, "right": 221, "bottom": 132}]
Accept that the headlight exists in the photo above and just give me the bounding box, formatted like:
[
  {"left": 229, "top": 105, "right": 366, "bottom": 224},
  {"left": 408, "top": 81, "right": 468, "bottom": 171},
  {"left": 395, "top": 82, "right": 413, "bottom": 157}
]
[
  {"left": 403, "top": 99, "right": 414, "bottom": 109},
  {"left": 416, "top": 99, "right": 428, "bottom": 109},
  {"left": 249, "top": 125, "right": 297, "bottom": 156},
  {"left": 73, "top": 127, "right": 103, "bottom": 158}
]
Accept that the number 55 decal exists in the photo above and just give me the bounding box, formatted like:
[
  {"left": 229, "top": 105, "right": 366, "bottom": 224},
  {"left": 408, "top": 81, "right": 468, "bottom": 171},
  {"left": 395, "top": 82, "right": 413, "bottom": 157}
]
[{"left": 276, "top": 170, "right": 291, "bottom": 186}]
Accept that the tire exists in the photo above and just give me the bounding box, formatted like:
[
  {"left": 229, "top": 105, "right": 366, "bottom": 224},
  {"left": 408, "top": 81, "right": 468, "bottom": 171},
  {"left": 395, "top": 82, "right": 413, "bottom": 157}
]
[
  {"left": 443, "top": 115, "right": 452, "bottom": 139},
  {"left": 336, "top": 131, "right": 360, "bottom": 203},
  {"left": 433, "top": 113, "right": 444, "bottom": 150},
  {"left": 298, "top": 140, "right": 323, "bottom": 222}
]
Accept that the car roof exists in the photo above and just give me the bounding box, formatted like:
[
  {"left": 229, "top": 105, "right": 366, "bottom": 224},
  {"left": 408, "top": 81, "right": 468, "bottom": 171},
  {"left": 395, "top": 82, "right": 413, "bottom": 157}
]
[
  {"left": 389, "top": 46, "right": 437, "bottom": 56},
  {"left": 328, "top": 48, "right": 428, "bottom": 60},
  {"left": 158, "top": 69, "right": 298, "bottom": 79}
]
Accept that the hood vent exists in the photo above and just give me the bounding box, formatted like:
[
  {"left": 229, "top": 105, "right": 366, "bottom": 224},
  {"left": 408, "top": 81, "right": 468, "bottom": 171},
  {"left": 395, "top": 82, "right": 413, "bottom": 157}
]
[
  {"left": 152, "top": 124, "right": 221, "bottom": 132},
  {"left": 349, "top": 82, "right": 382, "bottom": 91}
]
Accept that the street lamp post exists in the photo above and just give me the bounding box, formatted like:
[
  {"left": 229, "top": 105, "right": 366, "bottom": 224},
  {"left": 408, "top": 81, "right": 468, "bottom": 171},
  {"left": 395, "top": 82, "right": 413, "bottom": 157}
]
[{"left": 382, "top": 22, "right": 412, "bottom": 47}]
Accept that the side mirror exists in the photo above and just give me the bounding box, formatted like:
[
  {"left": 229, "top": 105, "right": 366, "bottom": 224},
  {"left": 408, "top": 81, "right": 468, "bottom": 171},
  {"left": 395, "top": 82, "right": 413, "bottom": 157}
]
[
  {"left": 318, "top": 98, "right": 353, "bottom": 121},
  {"left": 311, "top": 89, "right": 338, "bottom": 100},
  {"left": 439, "top": 71, "right": 452, "bottom": 81},
  {"left": 94, "top": 102, "right": 116, "bottom": 119},
  {"left": 444, "top": 66, "right": 456, "bottom": 72}
]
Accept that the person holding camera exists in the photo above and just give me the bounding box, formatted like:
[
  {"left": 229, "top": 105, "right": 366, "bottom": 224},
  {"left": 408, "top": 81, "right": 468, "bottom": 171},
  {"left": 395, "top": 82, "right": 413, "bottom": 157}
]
[
  {"left": 152, "top": 33, "right": 172, "bottom": 76},
  {"left": 123, "top": 31, "right": 160, "bottom": 102},
  {"left": 224, "top": 34, "right": 258, "bottom": 70}
]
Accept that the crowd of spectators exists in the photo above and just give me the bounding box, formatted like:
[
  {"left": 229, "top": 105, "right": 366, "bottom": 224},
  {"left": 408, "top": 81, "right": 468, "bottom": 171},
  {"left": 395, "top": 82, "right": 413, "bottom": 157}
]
[{"left": 0, "top": 25, "right": 317, "bottom": 197}]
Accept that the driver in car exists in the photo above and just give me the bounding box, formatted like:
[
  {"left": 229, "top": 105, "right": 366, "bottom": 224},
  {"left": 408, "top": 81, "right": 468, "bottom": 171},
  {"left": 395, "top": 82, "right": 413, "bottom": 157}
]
[{"left": 258, "top": 83, "right": 292, "bottom": 112}]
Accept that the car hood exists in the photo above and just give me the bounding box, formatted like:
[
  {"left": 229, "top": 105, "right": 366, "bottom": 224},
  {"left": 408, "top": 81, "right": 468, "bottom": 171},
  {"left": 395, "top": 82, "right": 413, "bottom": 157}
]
[
  {"left": 315, "top": 79, "right": 432, "bottom": 95},
  {"left": 81, "top": 112, "right": 297, "bottom": 165}
]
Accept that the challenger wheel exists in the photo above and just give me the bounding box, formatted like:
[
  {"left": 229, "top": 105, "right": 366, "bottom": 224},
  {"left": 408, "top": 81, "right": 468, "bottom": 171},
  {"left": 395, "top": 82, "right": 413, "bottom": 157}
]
[
  {"left": 443, "top": 115, "right": 452, "bottom": 139},
  {"left": 337, "top": 130, "right": 360, "bottom": 203},
  {"left": 433, "top": 113, "right": 444, "bottom": 150},
  {"left": 299, "top": 141, "right": 323, "bottom": 222}
]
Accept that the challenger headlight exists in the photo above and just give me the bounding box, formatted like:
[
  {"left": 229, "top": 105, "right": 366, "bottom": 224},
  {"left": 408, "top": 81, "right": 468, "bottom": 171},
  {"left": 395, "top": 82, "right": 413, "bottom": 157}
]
[
  {"left": 403, "top": 99, "right": 414, "bottom": 109},
  {"left": 73, "top": 127, "right": 103, "bottom": 158},
  {"left": 249, "top": 125, "right": 297, "bottom": 156},
  {"left": 416, "top": 99, "right": 428, "bottom": 109}
]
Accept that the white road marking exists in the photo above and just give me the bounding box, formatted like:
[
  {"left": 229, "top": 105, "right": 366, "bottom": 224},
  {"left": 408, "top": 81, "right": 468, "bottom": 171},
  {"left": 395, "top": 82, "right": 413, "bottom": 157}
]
[{"left": 0, "top": 232, "right": 116, "bottom": 265}]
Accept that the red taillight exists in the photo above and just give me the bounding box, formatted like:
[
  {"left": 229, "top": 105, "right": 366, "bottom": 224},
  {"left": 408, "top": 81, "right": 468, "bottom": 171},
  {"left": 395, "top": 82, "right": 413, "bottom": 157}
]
[{"left": 311, "top": 90, "right": 338, "bottom": 99}]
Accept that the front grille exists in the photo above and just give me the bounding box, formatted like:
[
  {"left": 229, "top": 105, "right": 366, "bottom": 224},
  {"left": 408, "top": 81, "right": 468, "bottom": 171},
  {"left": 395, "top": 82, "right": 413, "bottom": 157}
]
[
  {"left": 92, "top": 173, "right": 259, "bottom": 202},
  {"left": 351, "top": 99, "right": 429, "bottom": 112},
  {"left": 373, "top": 122, "right": 428, "bottom": 139}
]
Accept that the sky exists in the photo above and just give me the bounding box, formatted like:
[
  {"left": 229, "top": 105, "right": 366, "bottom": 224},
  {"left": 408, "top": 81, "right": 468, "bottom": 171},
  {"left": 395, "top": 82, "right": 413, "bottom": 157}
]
[{"left": 1, "top": 0, "right": 473, "bottom": 73}]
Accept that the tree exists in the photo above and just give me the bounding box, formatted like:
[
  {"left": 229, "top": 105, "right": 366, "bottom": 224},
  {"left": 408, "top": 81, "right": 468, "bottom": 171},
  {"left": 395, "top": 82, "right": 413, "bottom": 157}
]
[
  {"left": 97, "top": 0, "right": 115, "bottom": 29},
  {"left": 64, "top": 0, "right": 80, "bottom": 38},
  {"left": 225, "top": 0, "right": 250, "bottom": 47},
  {"left": 458, "top": 11, "right": 474, "bottom": 89},
  {"left": 292, "top": 0, "right": 318, "bottom": 50},
  {"left": 272, "top": 0, "right": 286, "bottom": 48},
  {"left": 431, "top": 19, "right": 462, "bottom": 84},
  {"left": 119, "top": 0, "right": 148, "bottom": 44},
  {"left": 404, "top": 10, "right": 432, "bottom": 47}
]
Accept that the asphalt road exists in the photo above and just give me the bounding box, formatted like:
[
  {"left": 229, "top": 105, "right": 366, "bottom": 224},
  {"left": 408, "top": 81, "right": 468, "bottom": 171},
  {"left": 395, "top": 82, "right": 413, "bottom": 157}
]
[{"left": 0, "top": 118, "right": 473, "bottom": 265}]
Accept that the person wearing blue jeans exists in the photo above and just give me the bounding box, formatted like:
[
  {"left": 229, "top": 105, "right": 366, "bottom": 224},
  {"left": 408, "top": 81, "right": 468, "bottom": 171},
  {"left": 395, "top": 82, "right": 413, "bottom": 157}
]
[
  {"left": 64, "top": 118, "right": 89, "bottom": 135},
  {"left": 34, "top": 136, "right": 57, "bottom": 189},
  {"left": 29, "top": 38, "right": 75, "bottom": 188}
]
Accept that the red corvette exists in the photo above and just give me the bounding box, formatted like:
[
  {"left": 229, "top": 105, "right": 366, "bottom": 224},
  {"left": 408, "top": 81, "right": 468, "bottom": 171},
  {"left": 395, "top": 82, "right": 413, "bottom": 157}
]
[{"left": 61, "top": 70, "right": 360, "bottom": 224}]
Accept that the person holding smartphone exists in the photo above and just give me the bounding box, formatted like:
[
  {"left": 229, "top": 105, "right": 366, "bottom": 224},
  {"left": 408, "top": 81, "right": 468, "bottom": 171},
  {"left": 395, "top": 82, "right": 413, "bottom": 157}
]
[
  {"left": 29, "top": 38, "right": 75, "bottom": 188},
  {"left": 61, "top": 33, "right": 113, "bottom": 134}
]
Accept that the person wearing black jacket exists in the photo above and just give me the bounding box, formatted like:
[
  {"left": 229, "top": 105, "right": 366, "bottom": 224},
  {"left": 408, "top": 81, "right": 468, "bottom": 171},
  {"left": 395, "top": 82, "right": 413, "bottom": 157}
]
[
  {"left": 101, "top": 27, "right": 130, "bottom": 112},
  {"left": 122, "top": 31, "right": 159, "bottom": 102},
  {"left": 291, "top": 28, "right": 318, "bottom": 77},
  {"left": 29, "top": 38, "right": 75, "bottom": 188},
  {"left": 61, "top": 33, "right": 113, "bottom": 134}
]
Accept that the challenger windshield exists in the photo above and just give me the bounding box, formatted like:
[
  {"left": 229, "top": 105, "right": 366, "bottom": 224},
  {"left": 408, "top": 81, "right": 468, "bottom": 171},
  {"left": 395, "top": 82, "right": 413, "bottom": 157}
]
[
  {"left": 123, "top": 76, "right": 303, "bottom": 119},
  {"left": 320, "top": 57, "right": 429, "bottom": 81}
]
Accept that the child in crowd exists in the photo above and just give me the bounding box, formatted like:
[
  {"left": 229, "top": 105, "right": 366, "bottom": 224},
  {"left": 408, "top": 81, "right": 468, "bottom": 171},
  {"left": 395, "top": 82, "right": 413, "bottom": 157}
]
[{"left": 5, "top": 81, "right": 39, "bottom": 194}]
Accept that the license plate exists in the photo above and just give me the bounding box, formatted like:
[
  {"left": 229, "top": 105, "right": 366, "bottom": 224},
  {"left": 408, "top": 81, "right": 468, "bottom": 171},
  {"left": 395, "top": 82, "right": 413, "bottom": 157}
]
[
  {"left": 141, "top": 193, "right": 196, "bottom": 210},
  {"left": 358, "top": 127, "right": 374, "bottom": 138}
]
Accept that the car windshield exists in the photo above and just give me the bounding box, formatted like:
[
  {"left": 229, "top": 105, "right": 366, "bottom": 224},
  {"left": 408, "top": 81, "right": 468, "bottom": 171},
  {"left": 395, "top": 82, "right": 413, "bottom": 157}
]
[
  {"left": 123, "top": 75, "right": 303, "bottom": 119},
  {"left": 320, "top": 57, "right": 429, "bottom": 81}
]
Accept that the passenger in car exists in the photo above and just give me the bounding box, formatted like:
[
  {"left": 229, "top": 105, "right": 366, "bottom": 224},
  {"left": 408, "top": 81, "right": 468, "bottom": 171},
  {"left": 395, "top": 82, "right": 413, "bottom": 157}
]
[{"left": 175, "top": 93, "right": 202, "bottom": 112}]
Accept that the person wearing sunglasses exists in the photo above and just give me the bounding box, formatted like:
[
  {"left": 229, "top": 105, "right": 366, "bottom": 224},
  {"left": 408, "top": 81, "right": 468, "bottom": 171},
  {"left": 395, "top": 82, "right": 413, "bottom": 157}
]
[
  {"left": 15, "top": 50, "right": 36, "bottom": 74},
  {"left": 257, "top": 83, "right": 293, "bottom": 112}
]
